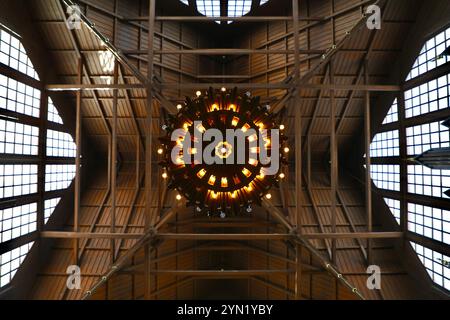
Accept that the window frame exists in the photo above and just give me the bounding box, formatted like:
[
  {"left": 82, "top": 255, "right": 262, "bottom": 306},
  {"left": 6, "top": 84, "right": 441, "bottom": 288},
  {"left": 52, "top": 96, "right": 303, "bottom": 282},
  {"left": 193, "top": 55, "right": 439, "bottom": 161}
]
[
  {"left": 0, "top": 25, "right": 76, "bottom": 291},
  {"left": 369, "top": 24, "right": 450, "bottom": 293}
]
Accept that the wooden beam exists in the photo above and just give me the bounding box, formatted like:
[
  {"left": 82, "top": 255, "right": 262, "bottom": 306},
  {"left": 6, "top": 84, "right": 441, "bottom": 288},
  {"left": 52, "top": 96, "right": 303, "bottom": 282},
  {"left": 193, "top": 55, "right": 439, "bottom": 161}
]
[
  {"left": 41, "top": 231, "right": 144, "bottom": 239},
  {"left": 126, "top": 16, "right": 325, "bottom": 22},
  {"left": 45, "top": 83, "right": 400, "bottom": 91},
  {"left": 336, "top": 190, "right": 368, "bottom": 260},
  {"left": 61, "top": 0, "right": 148, "bottom": 84},
  {"left": 364, "top": 60, "right": 373, "bottom": 265},
  {"left": 46, "top": 83, "right": 144, "bottom": 90},
  {"left": 152, "top": 49, "right": 322, "bottom": 55},
  {"left": 330, "top": 60, "right": 337, "bottom": 263},
  {"left": 73, "top": 57, "right": 82, "bottom": 265},
  {"left": 110, "top": 61, "right": 118, "bottom": 263},
  {"left": 158, "top": 83, "right": 400, "bottom": 91},
  {"left": 149, "top": 269, "right": 295, "bottom": 276},
  {"left": 157, "top": 233, "right": 292, "bottom": 240},
  {"left": 144, "top": 0, "right": 156, "bottom": 300},
  {"left": 302, "top": 232, "right": 403, "bottom": 239},
  {"left": 81, "top": 229, "right": 159, "bottom": 300}
]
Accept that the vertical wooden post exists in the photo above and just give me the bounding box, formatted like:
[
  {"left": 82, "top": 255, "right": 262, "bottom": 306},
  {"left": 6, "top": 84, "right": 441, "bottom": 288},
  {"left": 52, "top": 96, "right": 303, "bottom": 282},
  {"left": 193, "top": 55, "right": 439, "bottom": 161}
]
[
  {"left": 330, "top": 61, "right": 337, "bottom": 263},
  {"left": 136, "top": 134, "right": 140, "bottom": 190},
  {"left": 144, "top": 0, "right": 156, "bottom": 300},
  {"left": 364, "top": 60, "right": 373, "bottom": 265},
  {"left": 307, "top": 134, "right": 311, "bottom": 187},
  {"left": 74, "top": 57, "right": 83, "bottom": 265},
  {"left": 111, "top": 61, "right": 119, "bottom": 263},
  {"left": 292, "top": 0, "right": 302, "bottom": 300}
]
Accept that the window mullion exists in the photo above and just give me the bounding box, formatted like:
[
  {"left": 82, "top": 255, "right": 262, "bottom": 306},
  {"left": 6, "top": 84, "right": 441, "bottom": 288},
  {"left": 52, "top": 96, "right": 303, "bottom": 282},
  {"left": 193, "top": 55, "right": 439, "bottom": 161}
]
[
  {"left": 398, "top": 92, "right": 408, "bottom": 234},
  {"left": 37, "top": 90, "right": 47, "bottom": 232}
]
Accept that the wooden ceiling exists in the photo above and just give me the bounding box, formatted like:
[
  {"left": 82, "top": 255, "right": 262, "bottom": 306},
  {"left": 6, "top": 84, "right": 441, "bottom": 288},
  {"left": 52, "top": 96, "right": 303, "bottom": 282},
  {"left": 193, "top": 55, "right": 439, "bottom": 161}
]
[{"left": 2, "top": 0, "right": 448, "bottom": 299}]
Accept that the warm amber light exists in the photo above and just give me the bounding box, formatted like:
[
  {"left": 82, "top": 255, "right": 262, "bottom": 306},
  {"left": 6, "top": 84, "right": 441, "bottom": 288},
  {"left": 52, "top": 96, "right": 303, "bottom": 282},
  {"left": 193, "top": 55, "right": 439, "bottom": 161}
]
[
  {"left": 196, "top": 123, "right": 206, "bottom": 133},
  {"left": 242, "top": 168, "right": 251, "bottom": 178},
  {"left": 257, "top": 123, "right": 264, "bottom": 130},
  {"left": 183, "top": 122, "right": 191, "bottom": 131},
  {"left": 221, "top": 177, "right": 228, "bottom": 188},
  {"left": 176, "top": 104, "right": 183, "bottom": 110},
  {"left": 280, "top": 124, "right": 285, "bottom": 130},
  {"left": 175, "top": 157, "right": 185, "bottom": 167},
  {"left": 197, "top": 169, "right": 206, "bottom": 179},
  {"left": 248, "top": 158, "right": 258, "bottom": 166},
  {"left": 264, "top": 138, "right": 271, "bottom": 147},
  {"left": 157, "top": 148, "right": 164, "bottom": 154},
  {"left": 196, "top": 90, "right": 202, "bottom": 97},
  {"left": 221, "top": 87, "right": 226, "bottom": 92},
  {"left": 211, "top": 191, "right": 218, "bottom": 199},
  {"left": 211, "top": 103, "right": 219, "bottom": 111},
  {"left": 229, "top": 104, "right": 236, "bottom": 111},
  {"left": 189, "top": 148, "right": 197, "bottom": 155},
  {"left": 248, "top": 134, "right": 257, "bottom": 143},
  {"left": 242, "top": 123, "right": 250, "bottom": 132},
  {"left": 230, "top": 191, "right": 237, "bottom": 198},
  {"left": 162, "top": 172, "right": 168, "bottom": 179},
  {"left": 257, "top": 172, "right": 265, "bottom": 179},
  {"left": 250, "top": 147, "right": 260, "bottom": 154},
  {"left": 265, "top": 193, "right": 272, "bottom": 199},
  {"left": 231, "top": 117, "right": 239, "bottom": 127},
  {"left": 284, "top": 147, "right": 290, "bottom": 153},
  {"left": 245, "top": 184, "right": 253, "bottom": 192},
  {"left": 208, "top": 175, "right": 216, "bottom": 185},
  {"left": 176, "top": 194, "right": 182, "bottom": 201},
  {"left": 279, "top": 173, "right": 285, "bottom": 179}
]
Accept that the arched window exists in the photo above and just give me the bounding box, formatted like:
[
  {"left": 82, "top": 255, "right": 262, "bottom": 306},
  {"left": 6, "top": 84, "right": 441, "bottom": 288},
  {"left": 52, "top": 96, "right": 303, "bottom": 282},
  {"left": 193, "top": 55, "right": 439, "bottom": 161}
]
[
  {"left": 369, "top": 25, "right": 450, "bottom": 291},
  {"left": 0, "top": 25, "right": 76, "bottom": 289}
]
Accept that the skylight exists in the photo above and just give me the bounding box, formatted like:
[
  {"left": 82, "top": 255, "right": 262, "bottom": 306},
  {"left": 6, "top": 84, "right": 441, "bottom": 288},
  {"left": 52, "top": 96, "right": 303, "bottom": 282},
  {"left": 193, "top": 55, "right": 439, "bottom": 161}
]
[
  {"left": 228, "top": 0, "right": 252, "bottom": 18},
  {"left": 196, "top": 0, "right": 221, "bottom": 18},
  {"left": 180, "top": 0, "right": 270, "bottom": 22}
]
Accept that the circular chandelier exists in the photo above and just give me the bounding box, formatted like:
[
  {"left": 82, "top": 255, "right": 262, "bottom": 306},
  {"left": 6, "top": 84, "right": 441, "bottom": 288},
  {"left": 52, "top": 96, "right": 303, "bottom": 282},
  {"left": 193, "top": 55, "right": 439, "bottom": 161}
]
[{"left": 158, "top": 88, "right": 288, "bottom": 217}]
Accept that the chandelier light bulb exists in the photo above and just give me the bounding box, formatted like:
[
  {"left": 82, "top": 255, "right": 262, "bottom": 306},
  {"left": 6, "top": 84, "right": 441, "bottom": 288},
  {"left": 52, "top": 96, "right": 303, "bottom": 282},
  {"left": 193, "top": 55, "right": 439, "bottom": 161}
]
[
  {"left": 176, "top": 194, "right": 182, "bottom": 201},
  {"left": 265, "top": 193, "right": 272, "bottom": 199},
  {"left": 284, "top": 147, "right": 290, "bottom": 153}
]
